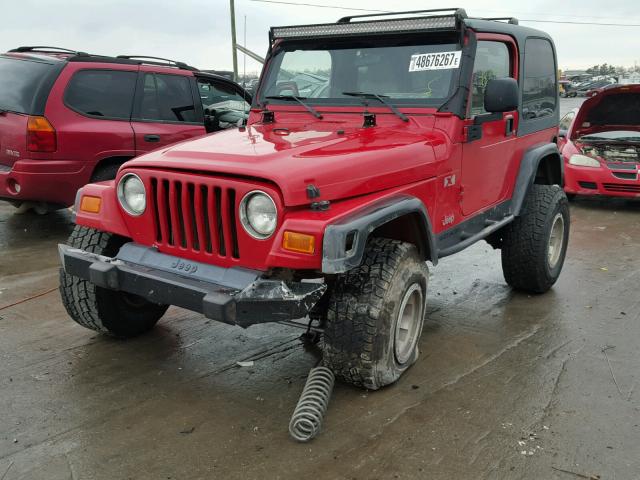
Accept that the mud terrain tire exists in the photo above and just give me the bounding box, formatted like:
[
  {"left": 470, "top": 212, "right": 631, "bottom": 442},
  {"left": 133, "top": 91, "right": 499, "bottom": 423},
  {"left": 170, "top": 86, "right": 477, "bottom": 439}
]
[
  {"left": 323, "top": 238, "right": 429, "bottom": 390},
  {"left": 59, "top": 226, "right": 168, "bottom": 338},
  {"left": 501, "top": 184, "right": 570, "bottom": 293}
]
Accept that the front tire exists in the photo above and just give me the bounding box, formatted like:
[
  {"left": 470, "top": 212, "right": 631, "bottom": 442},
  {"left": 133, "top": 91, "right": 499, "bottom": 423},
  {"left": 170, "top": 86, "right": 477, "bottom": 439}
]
[
  {"left": 59, "top": 226, "right": 168, "bottom": 338},
  {"left": 501, "top": 184, "right": 570, "bottom": 293},
  {"left": 322, "top": 238, "right": 429, "bottom": 390}
]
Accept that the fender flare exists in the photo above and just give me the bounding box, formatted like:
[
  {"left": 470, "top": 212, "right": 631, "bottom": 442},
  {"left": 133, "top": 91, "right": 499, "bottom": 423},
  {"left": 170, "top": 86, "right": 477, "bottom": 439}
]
[
  {"left": 322, "top": 195, "right": 437, "bottom": 274},
  {"left": 511, "top": 143, "right": 563, "bottom": 216}
]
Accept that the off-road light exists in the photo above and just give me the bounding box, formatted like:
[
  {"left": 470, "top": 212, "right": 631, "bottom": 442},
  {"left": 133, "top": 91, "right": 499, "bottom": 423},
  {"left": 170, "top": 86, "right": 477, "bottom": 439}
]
[
  {"left": 240, "top": 191, "right": 277, "bottom": 239},
  {"left": 117, "top": 173, "right": 146, "bottom": 216},
  {"left": 569, "top": 154, "right": 600, "bottom": 168},
  {"left": 271, "top": 16, "right": 456, "bottom": 40}
]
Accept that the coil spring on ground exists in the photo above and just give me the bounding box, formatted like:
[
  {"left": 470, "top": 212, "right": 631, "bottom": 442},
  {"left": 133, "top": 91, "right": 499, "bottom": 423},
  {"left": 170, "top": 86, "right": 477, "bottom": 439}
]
[{"left": 289, "top": 366, "right": 335, "bottom": 442}]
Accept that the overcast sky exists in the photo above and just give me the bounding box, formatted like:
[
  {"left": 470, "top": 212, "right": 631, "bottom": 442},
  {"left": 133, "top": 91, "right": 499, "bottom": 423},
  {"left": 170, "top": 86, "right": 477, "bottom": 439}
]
[{"left": 2, "top": 0, "right": 639, "bottom": 73}]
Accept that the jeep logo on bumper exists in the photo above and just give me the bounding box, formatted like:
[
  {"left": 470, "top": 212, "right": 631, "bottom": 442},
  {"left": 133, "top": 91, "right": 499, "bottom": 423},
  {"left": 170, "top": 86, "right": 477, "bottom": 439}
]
[{"left": 171, "top": 260, "right": 198, "bottom": 274}]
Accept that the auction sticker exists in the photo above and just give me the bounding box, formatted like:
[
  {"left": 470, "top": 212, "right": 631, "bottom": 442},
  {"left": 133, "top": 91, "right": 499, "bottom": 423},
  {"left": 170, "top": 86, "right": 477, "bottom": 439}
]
[{"left": 409, "top": 51, "right": 461, "bottom": 72}]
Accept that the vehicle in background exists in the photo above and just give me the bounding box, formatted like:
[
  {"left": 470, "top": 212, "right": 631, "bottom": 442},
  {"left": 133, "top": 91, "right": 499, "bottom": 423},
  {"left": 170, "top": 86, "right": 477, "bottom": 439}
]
[
  {"left": 559, "top": 84, "right": 640, "bottom": 199},
  {"left": 575, "top": 78, "right": 616, "bottom": 97},
  {"left": 59, "top": 10, "right": 568, "bottom": 391},
  {"left": 585, "top": 82, "right": 619, "bottom": 98},
  {"left": 0, "top": 47, "right": 251, "bottom": 212},
  {"left": 559, "top": 79, "right": 572, "bottom": 97}
]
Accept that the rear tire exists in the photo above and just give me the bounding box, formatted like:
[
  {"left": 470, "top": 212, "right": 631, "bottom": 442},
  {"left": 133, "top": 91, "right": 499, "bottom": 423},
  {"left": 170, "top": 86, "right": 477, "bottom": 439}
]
[
  {"left": 322, "top": 238, "right": 429, "bottom": 390},
  {"left": 59, "top": 226, "right": 168, "bottom": 338},
  {"left": 501, "top": 184, "right": 570, "bottom": 293}
]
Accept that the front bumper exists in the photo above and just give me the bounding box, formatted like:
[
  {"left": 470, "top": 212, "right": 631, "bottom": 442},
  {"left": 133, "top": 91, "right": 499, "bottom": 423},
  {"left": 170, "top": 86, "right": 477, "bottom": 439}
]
[
  {"left": 564, "top": 164, "right": 640, "bottom": 198},
  {"left": 59, "top": 243, "right": 326, "bottom": 328}
]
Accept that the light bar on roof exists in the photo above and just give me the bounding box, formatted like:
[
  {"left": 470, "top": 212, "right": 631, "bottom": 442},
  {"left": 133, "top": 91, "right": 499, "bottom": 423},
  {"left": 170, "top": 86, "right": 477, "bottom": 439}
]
[{"left": 271, "top": 16, "right": 457, "bottom": 39}]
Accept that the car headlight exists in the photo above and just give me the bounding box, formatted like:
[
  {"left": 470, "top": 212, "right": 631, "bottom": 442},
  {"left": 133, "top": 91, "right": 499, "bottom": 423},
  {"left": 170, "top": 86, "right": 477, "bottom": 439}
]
[
  {"left": 117, "top": 173, "right": 146, "bottom": 216},
  {"left": 239, "top": 191, "right": 277, "bottom": 239},
  {"left": 569, "top": 154, "right": 600, "bottom": 168}
]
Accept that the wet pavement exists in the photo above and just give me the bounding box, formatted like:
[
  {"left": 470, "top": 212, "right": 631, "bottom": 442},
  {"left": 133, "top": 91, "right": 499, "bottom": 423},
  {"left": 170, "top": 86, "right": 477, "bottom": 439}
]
[{"left": 1, "top": 101, "right": 639, "bottom": 480}]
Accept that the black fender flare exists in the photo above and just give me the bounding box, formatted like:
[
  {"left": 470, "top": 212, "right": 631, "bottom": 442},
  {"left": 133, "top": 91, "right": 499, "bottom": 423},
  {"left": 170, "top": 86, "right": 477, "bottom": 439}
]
[
  {"left": 322, "top": 195, "right": 437, "bottom": 274},
  {"left": 511, "top": 143, "right": 563, "bottom": 216}
]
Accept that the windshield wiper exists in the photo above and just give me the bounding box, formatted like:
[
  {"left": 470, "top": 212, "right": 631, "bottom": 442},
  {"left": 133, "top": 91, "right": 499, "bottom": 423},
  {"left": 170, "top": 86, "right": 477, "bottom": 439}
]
[
  {"left": 265, "top": 95, "right": 323, "bottom": 119},
  {"left": 342, "top": 92, "right": 409, "bottom": 122}
]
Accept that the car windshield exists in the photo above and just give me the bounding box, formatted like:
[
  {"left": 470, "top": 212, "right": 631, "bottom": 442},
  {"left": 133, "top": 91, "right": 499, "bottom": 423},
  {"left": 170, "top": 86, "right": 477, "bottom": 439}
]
[{"left": 260, "top": 35, "right": 461, "bottom": 107}]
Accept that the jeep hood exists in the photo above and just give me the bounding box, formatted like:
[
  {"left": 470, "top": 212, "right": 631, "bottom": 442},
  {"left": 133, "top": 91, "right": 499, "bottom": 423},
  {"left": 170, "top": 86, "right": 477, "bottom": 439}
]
[
  {"left": 125, "top": 119, "right": 445, "bottom": 206},
  {"left": 573, "top": 84, "right": 640, "bottom": 140}
]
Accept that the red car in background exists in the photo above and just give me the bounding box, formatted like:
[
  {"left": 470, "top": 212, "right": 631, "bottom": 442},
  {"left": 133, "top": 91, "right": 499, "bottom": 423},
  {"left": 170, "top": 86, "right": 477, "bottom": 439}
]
[
  {"left": 0, "top": 47, "right": 250, "bottom": 213},
  {"left": 585, "top": 82, "right": 618, "bottom": 98},
  {"left": 559, "top": 84, "right": 640, "bottom": 199}
]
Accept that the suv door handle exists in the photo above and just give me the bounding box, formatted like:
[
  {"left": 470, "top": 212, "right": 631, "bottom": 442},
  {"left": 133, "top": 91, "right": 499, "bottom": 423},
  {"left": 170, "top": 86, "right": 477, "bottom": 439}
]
[
  {"left": 505, "top": 115, "right": 514, "bottom": 137},
  {"left": 144, "top": 134, "right": 160, "bottom": 143}
]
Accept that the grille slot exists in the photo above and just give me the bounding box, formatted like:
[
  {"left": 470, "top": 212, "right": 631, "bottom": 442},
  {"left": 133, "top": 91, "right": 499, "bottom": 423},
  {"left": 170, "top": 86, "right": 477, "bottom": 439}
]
[
  {"left": 151, "top": 177, "right": 239, "bottom": 258},
  {"left": 603, "top": 183, "right": 640, "bottom": 193},
  {"left": 612, "top": 172, "right": 638, "bottom": 181},
  {"left": 228, "top": 189, "right": 239, "bottom": 258},
  {"left": 214, "top": 187, "right": 226, "bottom": 256}
]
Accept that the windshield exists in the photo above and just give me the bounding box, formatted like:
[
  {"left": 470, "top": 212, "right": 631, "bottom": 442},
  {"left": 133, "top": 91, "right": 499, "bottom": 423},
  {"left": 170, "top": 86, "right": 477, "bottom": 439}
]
[
  {"left": 260, "top": 35, "right": 461, "bottom": 107},
  {"left": 0, "top": 56, "right": 61, "bottom": 114}
]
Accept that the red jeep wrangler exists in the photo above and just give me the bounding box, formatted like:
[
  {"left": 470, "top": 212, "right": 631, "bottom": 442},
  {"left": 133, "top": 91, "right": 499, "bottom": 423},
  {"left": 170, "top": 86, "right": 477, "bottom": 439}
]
[
  {"left": 0, "top": 47, "right": 250, "bottom": 212},
  {"left": 59, "top": 10, "right": 569, "bottom": 390}
]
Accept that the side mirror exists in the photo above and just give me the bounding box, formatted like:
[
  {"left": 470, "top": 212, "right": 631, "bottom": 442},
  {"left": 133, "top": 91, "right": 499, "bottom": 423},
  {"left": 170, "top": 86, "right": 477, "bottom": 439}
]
[{"left": 484, "top": 78, "right": 519, "bottom": 113}]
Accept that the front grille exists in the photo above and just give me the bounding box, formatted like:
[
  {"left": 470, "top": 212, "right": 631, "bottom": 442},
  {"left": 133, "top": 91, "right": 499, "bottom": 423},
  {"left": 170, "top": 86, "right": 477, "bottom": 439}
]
[
  {"left": 150, "top": 177, "right": 240, "bottom": 259},
  {"left": 603, "top": 183, "right": 640, "bottom": 193},
  {"left": 607, "top": 162, "right": 637, "bottom": 171},
  {"left": 612, "top": 172, "right": 638, "bottom": 181}
]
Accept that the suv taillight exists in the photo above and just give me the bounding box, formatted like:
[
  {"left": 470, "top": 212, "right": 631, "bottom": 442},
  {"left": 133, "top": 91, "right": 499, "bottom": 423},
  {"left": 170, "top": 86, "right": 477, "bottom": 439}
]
[{"left": 27, "top": 116, "right": 57, "bottom": 152}]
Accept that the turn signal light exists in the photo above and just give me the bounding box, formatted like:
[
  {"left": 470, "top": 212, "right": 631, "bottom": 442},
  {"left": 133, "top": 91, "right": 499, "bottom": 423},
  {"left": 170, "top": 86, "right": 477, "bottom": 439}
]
[
  {"left": 80, "top": 195, "right": 102, "bottom": 213},
  {"left": 283, "top": 231, "right": 315, "bottom": 254},
  {"left": 27, "top": 116, "right": 57, "bottom": 152}
]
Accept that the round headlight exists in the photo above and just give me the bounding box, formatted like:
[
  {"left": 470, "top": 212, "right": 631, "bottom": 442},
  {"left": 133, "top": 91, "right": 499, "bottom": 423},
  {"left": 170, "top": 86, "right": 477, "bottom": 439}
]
[
  {"left": 569, "top": 154, "right": 600, "bottom": 168},
  {"left": 240, "top": 191, "right": 277, "bottom": 239},
  {"left": 117, "top": 173, "right": 146, "bottom": 216}
]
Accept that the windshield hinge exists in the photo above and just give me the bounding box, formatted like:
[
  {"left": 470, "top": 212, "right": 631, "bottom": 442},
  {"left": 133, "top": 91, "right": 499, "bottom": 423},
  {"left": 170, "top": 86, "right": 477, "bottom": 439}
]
[
  {"left": 464, "top": 124, "right": 482, "bottom": 143},
  {"left": 363, "top": 112, "right": 376, "bottom": 128}
]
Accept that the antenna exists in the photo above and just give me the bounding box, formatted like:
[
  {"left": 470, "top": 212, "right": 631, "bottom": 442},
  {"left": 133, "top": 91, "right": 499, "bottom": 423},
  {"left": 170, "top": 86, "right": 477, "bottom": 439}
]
[{"left": 243, "top": 14, "right": 248, "bottom": 122}]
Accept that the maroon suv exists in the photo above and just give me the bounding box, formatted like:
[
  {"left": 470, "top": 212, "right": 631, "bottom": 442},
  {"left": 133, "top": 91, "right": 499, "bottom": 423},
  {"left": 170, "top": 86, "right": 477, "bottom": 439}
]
[{"left": 0, "top": 46, "right": 250, "bottom": 212}]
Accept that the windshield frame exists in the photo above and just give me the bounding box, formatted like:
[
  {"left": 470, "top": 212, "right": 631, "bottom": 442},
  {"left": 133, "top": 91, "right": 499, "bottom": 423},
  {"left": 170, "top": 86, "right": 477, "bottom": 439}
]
[{"left": 256, "top": 32, "right": 464, "bottom": 110}]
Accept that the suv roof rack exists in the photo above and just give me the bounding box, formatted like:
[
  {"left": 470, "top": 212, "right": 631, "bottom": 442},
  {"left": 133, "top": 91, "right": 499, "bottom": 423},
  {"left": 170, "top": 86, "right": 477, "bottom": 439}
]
[
  {"left": 482, "top": 17, "right": 519, "bottom": 25},
  {"left": 116, "top": 55, "right": 198, "bottom": 71},
  {"left": 9, "top": 45, "right": 88, "bottom": 55},
  {"left": 338, "top": 8, "right": 467, "bottom": 23}
]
